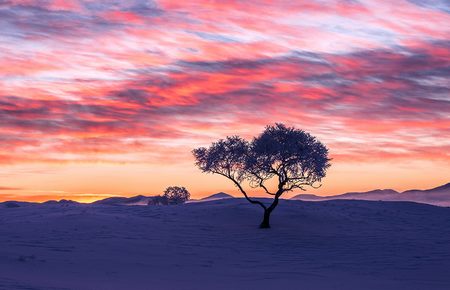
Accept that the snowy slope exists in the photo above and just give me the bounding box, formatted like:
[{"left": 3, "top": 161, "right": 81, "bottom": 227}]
[{"left": 1, "top": 199, "right": 450, "bottom": 290}]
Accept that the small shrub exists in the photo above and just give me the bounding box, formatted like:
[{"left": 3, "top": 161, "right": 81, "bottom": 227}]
[{"left": 163, "top": 186, "right": 190, "bottom": 205}]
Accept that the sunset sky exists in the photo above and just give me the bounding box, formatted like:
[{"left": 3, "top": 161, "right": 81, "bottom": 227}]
[{"left": 1, "top": 0, "right": 449, "bottom": 202}]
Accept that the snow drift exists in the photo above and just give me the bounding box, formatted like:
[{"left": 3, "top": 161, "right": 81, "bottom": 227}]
[{"left": 1, "top": 198, "right": 449, "bottom": 290}]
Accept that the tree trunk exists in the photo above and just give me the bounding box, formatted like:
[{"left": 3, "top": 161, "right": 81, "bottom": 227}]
[
  {"left": 259, "top": 209, "right": 271, "bottom": 228},
  {"left": 259, "top": 192, "right": 283, "bottom": 229}
]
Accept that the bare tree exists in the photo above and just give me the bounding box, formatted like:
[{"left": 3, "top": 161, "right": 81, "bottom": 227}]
[
  {"left": 193, "top": 124, "right": 331, "bottom": 228},
  {"left": 163, "top": 186, "right": 190, "bottom": 204}
]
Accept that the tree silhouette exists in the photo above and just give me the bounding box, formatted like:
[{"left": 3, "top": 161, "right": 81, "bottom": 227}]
[
  {"left": 193, "top": 124, "right": 331, "bottom": 228},
  {"left": 163, "top": 186, "right": 190, "bottom": 204}
]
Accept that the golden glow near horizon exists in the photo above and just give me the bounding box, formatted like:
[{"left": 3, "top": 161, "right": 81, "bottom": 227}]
[
  {"left": 1, "top": 1, "right": 449, "bottom": 202},
  {"left": 1, "top": 160, "right": 449, "bottom": 202}
]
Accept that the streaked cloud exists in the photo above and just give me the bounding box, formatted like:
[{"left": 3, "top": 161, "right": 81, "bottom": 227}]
[{"left": 0, "top": 0, "right": 449, "bottom": 200}]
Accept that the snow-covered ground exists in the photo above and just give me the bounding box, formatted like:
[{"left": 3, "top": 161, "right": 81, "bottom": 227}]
[{"left": 1, "top": 199, "right": 450, "bottom": 290}]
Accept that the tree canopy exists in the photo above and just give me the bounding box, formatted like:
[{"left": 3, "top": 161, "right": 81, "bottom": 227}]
[
  {"left": 163, "top": 186, "right": 190, "bottom": 204},
  {"left": 193, "top": 123, "right": 331, "bottom": 228}
]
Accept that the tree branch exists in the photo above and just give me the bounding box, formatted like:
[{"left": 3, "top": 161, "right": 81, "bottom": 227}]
[
  {"left": 285, "top": 182, "right": 315, "bottom": 192},
  {"left": 258, "top": 180, "right": 275, "bottom": 196},
  {"left": 267, "top": 188, "right": 284, "bottom": 213},
  {"left": 215, "top": 171, "right": 267, "bottom": 210},
  {"left": 249, "top": 171, "right": 276, "bottom": 196}
]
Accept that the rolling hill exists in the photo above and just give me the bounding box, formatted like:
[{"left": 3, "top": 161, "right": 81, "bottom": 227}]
[{"left": 292, "top": 182, "right": 450, "bottom": 206}]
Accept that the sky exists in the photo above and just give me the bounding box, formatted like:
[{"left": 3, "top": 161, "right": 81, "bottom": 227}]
[{"left": 0, "top": 0, "right": 449, "bottom": 202}]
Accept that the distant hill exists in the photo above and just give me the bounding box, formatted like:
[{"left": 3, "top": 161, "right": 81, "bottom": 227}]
[
  {"left": 4, "top": 183, "right": 448, "bottom": 207},
  {"left": 332, "top": 189, "right": 399, "bottom": 199},
  {"left": 292, "top": 194, "right": 327, "bottom": 201},
  {"left": 88, "top": 193, "right": 235, "bottom": 206},
  {"left": 291, "top": 182, "right": 450, "bottom": 206},
  {"left": 293, "top": 189, "right": 400, "bottom": 202},
  {"left": 43, "top": 199, "right": 79, "bottom": 205},
  {"left": 186, "top": 192, "right": 234, "bottom": 203},
  {"left": 2, "top": 201, "right": 21, "bottom": 208},
  {"left": 403, "top": 182, "right": 450, "bottom": 194},
  {"left": 201, "top": 192, "right": 234, "bottom": 201},
  {"left": 93, "top": 195, "right": 156, "bottom": 206},
  {"left": 1, "top": 200, "right": 42, "bottom": 208}
]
